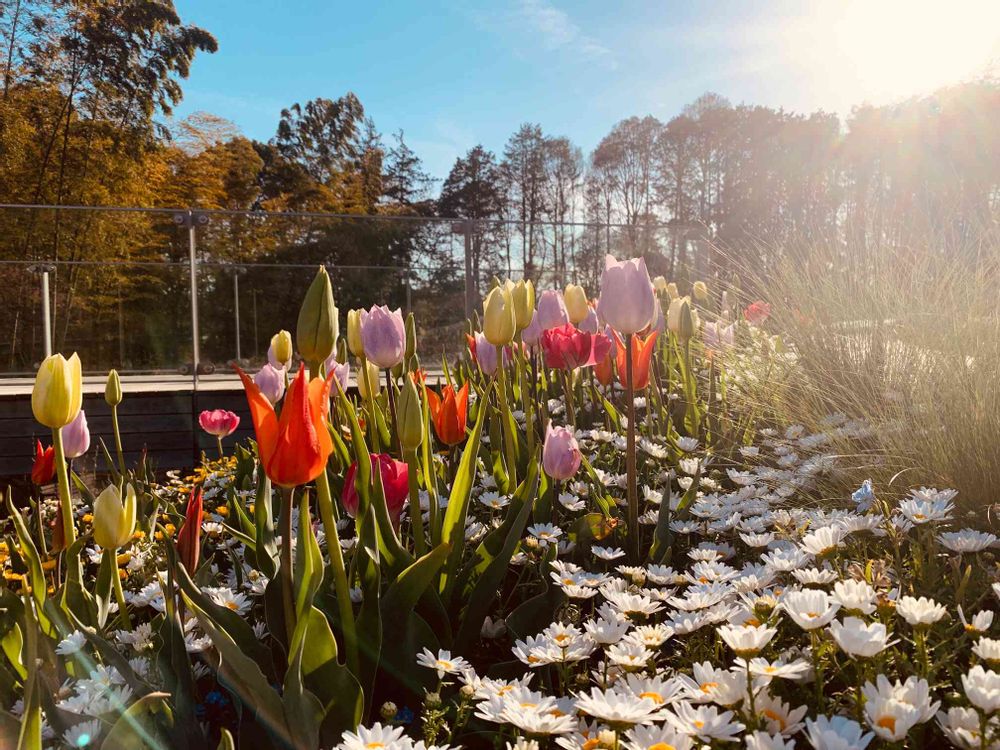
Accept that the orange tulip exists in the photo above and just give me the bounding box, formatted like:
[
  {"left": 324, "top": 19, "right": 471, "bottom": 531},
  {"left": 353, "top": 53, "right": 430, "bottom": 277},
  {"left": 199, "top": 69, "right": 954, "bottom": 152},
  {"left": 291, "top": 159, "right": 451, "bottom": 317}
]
[
  {"left": 615, "top": 331, "right": 658, "bottom": 390},
  {"left": 594, "top": 348, "right": 615, "bottom": 386},
  {"left": 236, "top": 365, "right": 335, "bottom": 487},
  {"left": 426, "top": 381, "right": 469, "bottom": 446}
]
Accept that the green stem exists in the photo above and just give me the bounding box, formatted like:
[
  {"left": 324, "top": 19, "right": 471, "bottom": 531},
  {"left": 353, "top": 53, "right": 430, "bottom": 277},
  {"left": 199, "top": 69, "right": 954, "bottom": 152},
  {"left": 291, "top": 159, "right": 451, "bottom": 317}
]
[
  {"left": 405, "top": 448, "right": 427, "bottom": 557},
  {"left": 216, "top": 436, "right": 224, "bottom": 460},
  {"left": 52, "top": 427, "right": 81, "bottom": 584},
  {"left": 495, "top": 345, "right": 518, "bottom": 489},
  {"left": 106, "top": 548, "right": 132, "bottom": 630},
  {"left": 279, "top": 486, "right": 296, "bottom": 646},
  {"left": 111, "top": 404, "right": 126, "bottom": 475},
  {"left": 624, "top": 335, "right": 639, "bottom": 563},
  {"left": 314, "top": 468, "right": 361, "bottom": 677}
]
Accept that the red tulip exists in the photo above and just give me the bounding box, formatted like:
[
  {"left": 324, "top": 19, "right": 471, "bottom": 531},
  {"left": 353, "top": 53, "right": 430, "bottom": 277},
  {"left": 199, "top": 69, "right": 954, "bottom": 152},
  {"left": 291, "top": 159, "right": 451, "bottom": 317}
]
[
  {"left": 31, "top": 440, "right": 55, "bottom": 485},
  {"left": 614, "top": 331, "right": 658, "bottom": 390},
  {"left": 426, "top": 381, "right": 469, "bottom": 446},
  {"left": 177, "top": 487, "right": 203, "bottom": 573},
  {"left": 198, "top": 409, "right": 240, "bottom": 437},
  {"left": 744, "top": 301, "right": 771, "bottom": 325},
  {"left": 342, "top": 453, "right": 409, "bottom": 526},
  {"left": 540, "top": 324, "right": 612, "bottom": 370},
  {"left": 236, "top": 365, "right": 335, "bottom": 488}
]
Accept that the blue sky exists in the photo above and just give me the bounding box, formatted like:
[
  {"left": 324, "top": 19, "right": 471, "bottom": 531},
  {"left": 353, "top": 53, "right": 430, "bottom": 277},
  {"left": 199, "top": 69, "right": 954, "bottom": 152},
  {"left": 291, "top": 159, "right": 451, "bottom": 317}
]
[{"left": 170, "top": 0, "right": 999, "bottom": 182}]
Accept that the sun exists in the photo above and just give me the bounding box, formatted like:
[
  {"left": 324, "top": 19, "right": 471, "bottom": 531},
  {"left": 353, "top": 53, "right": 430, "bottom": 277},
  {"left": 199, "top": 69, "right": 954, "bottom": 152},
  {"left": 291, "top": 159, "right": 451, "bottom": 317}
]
[{"left": 799, "top": 0, "right": 999, "bottom": 103}]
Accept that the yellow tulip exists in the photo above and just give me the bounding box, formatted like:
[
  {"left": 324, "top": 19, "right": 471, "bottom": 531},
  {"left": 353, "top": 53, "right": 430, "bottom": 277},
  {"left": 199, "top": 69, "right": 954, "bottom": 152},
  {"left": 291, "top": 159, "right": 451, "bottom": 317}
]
[
  {"left": 357, "top": 359, "right": 382, "bottom": 400},
  {"left": 32, "top": 353, "right": 82, "bottom": 429},
  {"left": 510, "top": 279, "right": 535, "bottom": 331},
  {"left": 693, "top": 280, "right": 709, "bottom": 302},
  {"left": 564, "top": 284, "right": 589, "bottom": 325},
  {"left": 93, "top": 483, "right": 137, "bottom": 550},
  {"left": 347, "top": 309, "right": 364, "bottom": 357},
  {"left": 652, "top": 276, "right": 668, "bottom": 293},
  {"left": 270, "top": 330, "right": 293, "bottom": 368},
  {"left": 105, "top": 369, "right": 122, "bottom": 407},
  {"left": 483, "top": 287, "right": 515, "bottom": 346}
]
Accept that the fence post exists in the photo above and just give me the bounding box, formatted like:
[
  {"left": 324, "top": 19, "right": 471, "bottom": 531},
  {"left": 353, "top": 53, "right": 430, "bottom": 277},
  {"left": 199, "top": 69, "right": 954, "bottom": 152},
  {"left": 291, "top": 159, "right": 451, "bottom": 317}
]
[
  {"left": 40, "top": 266, "right": 52, "bottom": 359},
  {"left": 233, "top": 268, "right": 242, "bottom": 363}
]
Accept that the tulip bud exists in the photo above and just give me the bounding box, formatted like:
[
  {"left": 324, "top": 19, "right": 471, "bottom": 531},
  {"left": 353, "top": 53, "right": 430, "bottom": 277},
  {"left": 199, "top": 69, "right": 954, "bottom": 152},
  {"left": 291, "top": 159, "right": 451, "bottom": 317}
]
[
  {"left": 63, "top": 410, "right": 91, "bottom": 459},
  {"left": 511, "top": 279, "right": 535, "bottom": 331},
  {"left": 357, "top": 359, "right": 382, "bottom": 400},
  {"left": 564, "top": 284, "right": 589, "bottom": 325},
  {"left": 297, "top": 267, "right": 339, "bottom": 365},
  {"left": 396, "top": 377, "right": 424, "bottom": 452},
  {"left": 536, "top": 290, "right": 569, "bottom": 330},
  {"left": 667, "top": 296, "right": 690, "bottom": 334},
  {"left": 105, "top": 369, "right": 122, "bottom": 407},
  {"left": 542, "top": 423, "right": 582, "bottom": 481},
  {"left": 693, "top": 280, "right": 708, "bottom": 302},
  {"left": 269, "top": 330, "right": 293, "bottom": 369},
  {"left": 483, "top": 286, "right": 515, "bottom": 346},
  {"left": 652, "top": 276, "right": 668, "bottom": 293},
  {"left": 93, "top": 483, "right": 137, "bottom": 550},
  {"left": 404, "top": 312, "right": 417, "bottom": 366},
  {"left": 361, "top": 306, "right": 406, "bottom": 369},
  {"left": 347, "top": 309, "right": 364, "bottom": 357},
  {"left": 677, "top": 299, "right": 696, "bottom": 341},
  {"left": 32, "top": 353, "right": 83, "bottom": 429},
  {"left": 665, "top": 282, "right": 679, "bottom": 300}
]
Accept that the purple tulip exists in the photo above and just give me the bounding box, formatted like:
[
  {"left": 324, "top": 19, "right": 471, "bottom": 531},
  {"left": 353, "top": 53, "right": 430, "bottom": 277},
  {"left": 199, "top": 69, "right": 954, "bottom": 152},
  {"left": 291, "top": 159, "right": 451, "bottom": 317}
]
[
  {"left": 254, "top": 363, "right": 286, "bottom": 405},
  {"left": 360, "top": 305, "right": 405, "bottom": 369},
  {"left": 596, "top": 254, "right": 657, "bottom": 335},
  {"left": 578, "top": 306, "right": 599, "bottom": 334},
  {"left": 542, "top": 422, "right": 582, "bottom": 481},
  {"left": 703, "top": 321, "right": 735, "bottom": 351},
  {"left": 536, "top": 290, "right": 569, "bottom": 330},
  {"left": 474, "top": 331, "right": 499, "bottom": 375},
  {"left": 63, "top": 409, "right": 91, "bottom": 459},
  {"left": 323, "top": 352, "right": 351, "bottom": 391},
  {"left": 651, "top": 297, "right": 666, "bottom": 335},
  {"left": 521, "top": 311, "right": 544, "bottom": 348}
]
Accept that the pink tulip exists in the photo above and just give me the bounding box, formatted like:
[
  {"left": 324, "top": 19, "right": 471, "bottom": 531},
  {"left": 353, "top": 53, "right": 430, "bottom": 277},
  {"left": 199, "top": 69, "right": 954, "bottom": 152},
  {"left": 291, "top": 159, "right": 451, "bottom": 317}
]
[
  {"left": 63, "top": 409, "right": 91, "bottom": 459},
  {"left": 596, "top": 254, "right": 657, "bottom": 335},
  {"left": 703, "top": 321, "right": 735, "bottom": 351},
  {"left": 198, "top": 409, "right": 240, "bottom": 437},
  {"left": 542, "top": 422, "right": 582, "bottom": 480},
  {"left": 253, "top": 364, "right": 286, "bottom": 405},
  {"left": 536, "top": 290, "right": 569, "bottom": 330},
  {"left": 323, "top": 353, "right": 351, "bottom": 391},
  {"left": 578, "top": 306, "right": 599, "bottom": 334},
  {"left": 360, "top": 305, "right": 406, "bottom": 369},
  {"left": 521, "top": 311, "right": 544, "bottom": 348}
]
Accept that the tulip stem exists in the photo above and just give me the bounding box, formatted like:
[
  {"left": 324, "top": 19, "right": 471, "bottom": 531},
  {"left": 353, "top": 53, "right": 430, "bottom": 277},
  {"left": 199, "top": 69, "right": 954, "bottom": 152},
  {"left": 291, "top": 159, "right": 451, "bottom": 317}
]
[
  {"left": 279, "top": 486, "right": 296, "bottom": 646},
  {"left": 495, "top": 346, "right": 518, "bottom": 489},
  {"left": 385, "top": 369, "right": 401, "bottom": 457},
  {"left": 216, "top": 436, "right": 224, "bottom": 460},
  {"left": 624, "top": 336, "right": 640, "bottom": 564},
  {"left": 111, "top": 404, "right": 126, "bottom": 475},
  {"left": 106, "top": 548, "right": 132, "bottom": 631},
  {"left": 51, "top": 428, "right": 81, "bottom": 585},
  {"left": 313, "top": 468, "right": 361, "bottom": 677},
  {"left": 405, "top": 448, "right": 427, "bottom": 557}
]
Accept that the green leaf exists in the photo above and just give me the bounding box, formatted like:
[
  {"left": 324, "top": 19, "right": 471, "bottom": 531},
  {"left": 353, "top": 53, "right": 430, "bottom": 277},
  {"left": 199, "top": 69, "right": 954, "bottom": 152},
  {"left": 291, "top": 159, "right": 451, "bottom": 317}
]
[
  {"left": 439, "top": 395, "right": 488, "bottom": 598},
  {"left": 1, "top": 622, "right": 24, "bottom": 680},
  {"left": 101, "top": 692, "right": 174, "bottom": 750},
  {"left": 293, "top": 492, "right": 323, "bottom": 624},
  {"left": 216, "top": 729, "right": 235, "bottom": 750},
  {"left": 381, "top": 543, "right": 451, "bottom": 616},
  {"left": 94, "top": 548, "right": 115, "bottom": 631},
  {"left": 281, "top": 624, "right": 324, "bottom": 750},
  {"left": 6, "top": 499, "right": 45, "bottom": 612}
]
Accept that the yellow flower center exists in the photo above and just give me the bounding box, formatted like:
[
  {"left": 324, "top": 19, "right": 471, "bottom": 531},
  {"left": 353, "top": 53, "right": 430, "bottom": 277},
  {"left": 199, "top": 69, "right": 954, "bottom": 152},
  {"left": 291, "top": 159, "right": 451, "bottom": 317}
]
[
  {"left": 699, "top": 682, "right": 718, "bottom": 694},
  {"left": 877, "top": 716, "right": 897, "bottom": 734},
  {"left": 763, "top": 709, "right": 786, "bottom": 730},
  {"left": 639, "top": 691, "right": 665, "bottom": 704}
]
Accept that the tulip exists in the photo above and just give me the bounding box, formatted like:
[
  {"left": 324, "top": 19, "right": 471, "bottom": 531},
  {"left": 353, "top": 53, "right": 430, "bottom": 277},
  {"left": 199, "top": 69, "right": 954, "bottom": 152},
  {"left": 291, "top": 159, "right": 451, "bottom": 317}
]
[
  {"left": 347, "top": 309, "right": 364, "bottom": 357},
  {"left": 31, "top": 440, "right": 55, "bottom": 485},
  {"left": 342, "top": 453, "right": 409, "bottom": 527},
  {"left": 361, "top": 305, "right": 406, "bottom": 369},
  {"left": 615, "top": 331, "right": 659, "bottom": 390},
  {"left": 744, "top": 300, "right": 772, "bottom": 324},
  {"left": 578, "top": 306, "right": 599, "bottom": 334},
  {"left": 665, "top": 282, "right": 679, "bottom": 300},
  {"left": 177, "top": 487, "right": 203, "bottom": 573},
  {"left": 693, "top": 280, "right": 709, "bottom": 302},
  {"left": 483, "top": 286, "right": 516, "bottom": 346},
  {"left": 703, "top": 321, "right": 735, "bottom": 352},
  {"left": 93, "top": 483, "right": 137, "bottom": 550},
  {"left": 426, "top": 381, "right": 469, "bottom": 446},
  {"left": 396, "top": 376, "right": 424, "bottom": 452},
  {"left": 536, "top": 290, "right": 569, "bottom": 330},
  {"left": 236, "top": 365, "right": 334, "bottom": 488},
  {"left": 199, "top": 409, "right": 240, "bottom": 437},
  {"left": 268, "top": 330, "right": 293, "bottom": 370},
  {"left": 596, "top": 255, "right": 657, "bottom": 336},
  {"left": 322, "top": 353, "right": 351, "bottom": 392},
  {"left": 254, "top": 364, "right": 286, "bottom": 405},
  {"left": 542, "top": 423, "right": 582, "bottom": 481},
  {"left": 594, "top": 346, "right": 615, "bottom": 387},
  {"left": 357, "top": 359, "right": 382, "bottom": 400},
  {"left": 652, "top": 275, "right": 668, "bottom": 293},
  {"left": 32, "top": 352, "right": 82, "bottom": 429},
  {"left": 651, "top": 298, "right": 666, "bottom": 335},
  {"left": 677, "top": 299, "right": 697, "bottom": 341},
  {"left": 62, "top": 410, "right": 91, "bottom": 459},
  {"left": 541, "top": 324, "right": 612, "bottom": 371},
  {"left": 404, "top": 312, "right": 418, "bottom": 366},
  {"left": 510, "top": 279, "right": 535, "bottom": 331},
  {"left": 564, "top": 284, "right": 589, "bottom": 325},
  {"left": 667, "top": 296, "right": 693, "bottom": 335},
  {"left": 297, "top": 266, "right": 339, "bottom": 365},
  {"left": 105, "top": 369, "right": 122, "bottom": 407},
  {"left": 521, "top": 312, "right": 544, "bottom": 348},
  {"left": 469, "top": 331, "right": 508, "bottom": 375}
]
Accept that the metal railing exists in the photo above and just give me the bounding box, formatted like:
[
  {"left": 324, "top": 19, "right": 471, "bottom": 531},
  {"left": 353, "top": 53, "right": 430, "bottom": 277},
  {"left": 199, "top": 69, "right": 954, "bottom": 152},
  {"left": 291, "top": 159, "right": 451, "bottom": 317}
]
[{"left": 0, "top": 203, "right": 709, "bottom": 388}]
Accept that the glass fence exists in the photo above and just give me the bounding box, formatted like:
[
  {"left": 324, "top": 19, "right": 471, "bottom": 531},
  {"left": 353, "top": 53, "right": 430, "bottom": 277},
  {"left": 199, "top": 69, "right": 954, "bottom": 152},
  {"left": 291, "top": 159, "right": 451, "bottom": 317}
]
[{"left": 0, "top": 204, "right": 708, "bottom": 376}]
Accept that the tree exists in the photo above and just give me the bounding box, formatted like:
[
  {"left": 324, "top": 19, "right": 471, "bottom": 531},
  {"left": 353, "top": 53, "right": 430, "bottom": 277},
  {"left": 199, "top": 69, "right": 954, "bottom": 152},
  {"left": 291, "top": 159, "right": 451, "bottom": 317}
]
[{"left": 502, "top": 123, "right": 548, "bottom": 277}]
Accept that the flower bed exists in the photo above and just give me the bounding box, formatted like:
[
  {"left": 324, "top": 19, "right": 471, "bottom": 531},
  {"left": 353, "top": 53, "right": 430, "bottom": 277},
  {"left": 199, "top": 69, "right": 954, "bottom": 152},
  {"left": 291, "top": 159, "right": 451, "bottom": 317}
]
[{"left": 3, "top": 261, "right": 997, "bottom": 749}]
